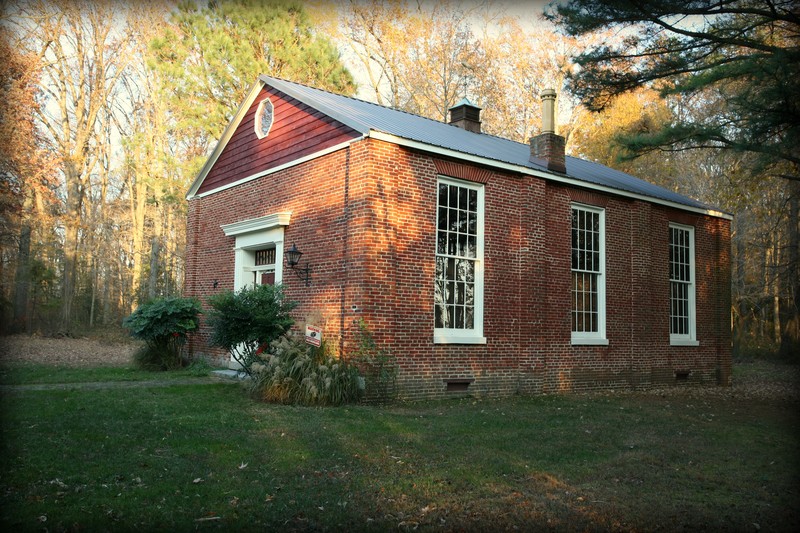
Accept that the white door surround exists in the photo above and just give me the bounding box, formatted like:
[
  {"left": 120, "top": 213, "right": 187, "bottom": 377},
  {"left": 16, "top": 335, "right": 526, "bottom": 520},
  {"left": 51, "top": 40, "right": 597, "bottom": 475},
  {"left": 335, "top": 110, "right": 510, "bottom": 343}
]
[{"left": 220, "top": 212, "right": 292, "bottom": 368}]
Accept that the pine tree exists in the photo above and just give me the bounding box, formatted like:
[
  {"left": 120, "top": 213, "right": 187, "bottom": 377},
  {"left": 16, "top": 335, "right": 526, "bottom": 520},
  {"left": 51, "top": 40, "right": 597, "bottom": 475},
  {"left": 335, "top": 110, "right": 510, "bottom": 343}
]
[
  {"left": 149, "top": 0, "right": 355, "bottom": 173},
  {"left": 547, "top": 0, "right": 800, "bottom": 356}
]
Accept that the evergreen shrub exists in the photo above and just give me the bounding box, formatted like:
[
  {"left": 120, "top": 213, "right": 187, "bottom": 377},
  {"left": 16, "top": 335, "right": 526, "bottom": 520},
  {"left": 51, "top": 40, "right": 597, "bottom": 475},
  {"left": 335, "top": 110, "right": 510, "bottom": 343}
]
[{"left": 205, "top": 284, "right": 296, "bottom": 374}]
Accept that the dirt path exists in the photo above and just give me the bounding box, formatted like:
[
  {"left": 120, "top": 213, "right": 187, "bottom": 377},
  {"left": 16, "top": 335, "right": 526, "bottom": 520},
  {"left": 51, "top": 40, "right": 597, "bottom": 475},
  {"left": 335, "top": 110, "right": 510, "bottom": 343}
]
[{"left": 0, "top": 334, "right": 138, "bottom": 367}]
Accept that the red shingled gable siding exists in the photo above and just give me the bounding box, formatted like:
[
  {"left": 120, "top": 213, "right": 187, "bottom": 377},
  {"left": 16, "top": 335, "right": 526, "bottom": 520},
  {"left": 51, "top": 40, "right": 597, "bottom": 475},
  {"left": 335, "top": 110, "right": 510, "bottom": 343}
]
[{"left": 196, "top": 85, "right": 361, "bottom": 195}]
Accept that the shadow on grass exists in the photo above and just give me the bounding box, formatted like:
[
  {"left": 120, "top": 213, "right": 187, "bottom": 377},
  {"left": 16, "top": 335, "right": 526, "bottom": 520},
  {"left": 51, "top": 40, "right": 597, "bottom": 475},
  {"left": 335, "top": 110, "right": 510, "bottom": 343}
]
[{"left": 1, "top": 370, "right": 798, "bottom": 531}]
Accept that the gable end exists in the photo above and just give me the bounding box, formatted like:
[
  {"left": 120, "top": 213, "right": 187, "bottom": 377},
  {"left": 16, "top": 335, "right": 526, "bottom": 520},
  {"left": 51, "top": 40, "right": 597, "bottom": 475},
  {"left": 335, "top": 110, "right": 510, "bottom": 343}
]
[{"left": 191, "top": 81, "right": 362, "bottom": 198}]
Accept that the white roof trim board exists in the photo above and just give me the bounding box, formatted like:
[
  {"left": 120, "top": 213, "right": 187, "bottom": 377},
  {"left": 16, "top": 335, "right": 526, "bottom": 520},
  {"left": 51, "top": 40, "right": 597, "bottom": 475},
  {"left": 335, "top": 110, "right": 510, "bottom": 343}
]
[
  {"left": 220, "top": 212, "right": 292, "bottom": 237},
  {"left": 187, "top": 75, "right": 732, "bottom": 221},
  {"left": 186, "top": 79, "right": 265, "bottom": 199}
]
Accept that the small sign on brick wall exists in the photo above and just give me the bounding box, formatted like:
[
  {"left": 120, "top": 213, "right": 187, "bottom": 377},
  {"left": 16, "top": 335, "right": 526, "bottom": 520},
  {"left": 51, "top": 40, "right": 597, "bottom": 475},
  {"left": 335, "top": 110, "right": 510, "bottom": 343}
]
[{"left": 305, "top": 324, "right": 322, "bottom": 347}]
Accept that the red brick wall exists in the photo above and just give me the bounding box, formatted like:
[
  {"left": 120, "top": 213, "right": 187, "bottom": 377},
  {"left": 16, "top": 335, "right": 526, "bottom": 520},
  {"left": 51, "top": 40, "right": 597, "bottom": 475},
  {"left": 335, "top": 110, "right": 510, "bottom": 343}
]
[{"left": 186, "top": 129, "right": 732, "bottom": 398}]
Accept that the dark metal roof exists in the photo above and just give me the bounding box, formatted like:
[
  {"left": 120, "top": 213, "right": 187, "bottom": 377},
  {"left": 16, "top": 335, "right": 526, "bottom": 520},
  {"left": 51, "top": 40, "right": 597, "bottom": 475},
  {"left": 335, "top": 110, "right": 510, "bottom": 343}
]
[{"left": 262, "top": 75, "right": 718, "bottom": 213}]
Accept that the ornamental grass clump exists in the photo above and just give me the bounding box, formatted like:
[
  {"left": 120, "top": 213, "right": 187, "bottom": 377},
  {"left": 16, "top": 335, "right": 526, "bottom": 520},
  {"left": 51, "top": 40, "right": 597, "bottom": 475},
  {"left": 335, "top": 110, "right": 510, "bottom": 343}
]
[
  {"left": 249, "top": 334, "right": 362, "bottom": 406},
  {"left": 122, "top": 296, "right": 202, "bottom": 370}
]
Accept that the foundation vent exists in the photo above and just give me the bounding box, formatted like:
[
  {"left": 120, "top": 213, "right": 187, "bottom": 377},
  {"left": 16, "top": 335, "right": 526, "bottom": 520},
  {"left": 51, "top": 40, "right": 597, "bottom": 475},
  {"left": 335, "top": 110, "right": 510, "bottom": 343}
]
[{"left": 444, "top": 378, "right": 474, "bottom": 392}]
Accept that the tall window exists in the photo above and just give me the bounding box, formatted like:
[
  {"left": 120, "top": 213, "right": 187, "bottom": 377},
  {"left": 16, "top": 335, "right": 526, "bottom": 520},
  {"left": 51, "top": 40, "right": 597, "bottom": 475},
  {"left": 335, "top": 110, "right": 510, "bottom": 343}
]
[
  {"left": 434, "top": 177, "right": 484, "bottom": 343},
  {"left": 571, "top": 204, "right": 606, "bottom": 344},
  {"left": 669, "top": 224, "right": 696, "bottom": 344}
]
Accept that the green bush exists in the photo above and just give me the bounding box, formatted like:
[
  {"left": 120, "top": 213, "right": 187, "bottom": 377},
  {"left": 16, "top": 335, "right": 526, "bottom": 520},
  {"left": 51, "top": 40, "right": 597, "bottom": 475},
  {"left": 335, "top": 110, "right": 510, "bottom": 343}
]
[
  {"left": 249, "top": 334, "right": 362, "bottom": 406},
  {"left": 205, "top": 284, "right": 296, "bottom": 374},
  {"left": 122, "top": 296, "right": 202, "bottom": 370}
]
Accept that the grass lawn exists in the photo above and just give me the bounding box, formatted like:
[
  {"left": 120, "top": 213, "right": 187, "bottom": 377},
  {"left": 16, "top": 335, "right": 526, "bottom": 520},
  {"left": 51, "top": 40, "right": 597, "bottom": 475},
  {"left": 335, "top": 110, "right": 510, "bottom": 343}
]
[
  {"left": 0, "top": 360, "right": 217, "bottom": 386},
  {"left": 1, "top": 362, "right": 798, "bottom": 531}
]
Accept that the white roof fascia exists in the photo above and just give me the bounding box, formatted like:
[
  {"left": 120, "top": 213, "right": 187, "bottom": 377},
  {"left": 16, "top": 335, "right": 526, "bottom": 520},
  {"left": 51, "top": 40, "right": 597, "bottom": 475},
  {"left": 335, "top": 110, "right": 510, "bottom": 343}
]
[
  {"left": 193, "top": 137, "right": 364, "bottom": 199},
  {"left": 186, "top": 79, "right": 267, "bottom": 200},
  {"left": 221, "top": 212, "right": 292, "bottom": 237},
  {"left": 368, "top": 131, "right": 733, "bottom": 221}
]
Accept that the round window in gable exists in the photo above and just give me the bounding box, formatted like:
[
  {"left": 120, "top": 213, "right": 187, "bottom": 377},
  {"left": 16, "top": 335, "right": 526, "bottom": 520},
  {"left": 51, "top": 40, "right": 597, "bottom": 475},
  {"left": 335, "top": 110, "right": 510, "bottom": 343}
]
[{"left": 255, "top": 98, "right": 274, "bottom": 139}]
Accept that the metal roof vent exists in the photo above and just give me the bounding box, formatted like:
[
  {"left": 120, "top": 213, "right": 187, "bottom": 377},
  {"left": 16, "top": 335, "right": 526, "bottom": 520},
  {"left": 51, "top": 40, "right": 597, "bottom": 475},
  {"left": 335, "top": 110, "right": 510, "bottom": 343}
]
[{"left": 448, "top": 98, "right": 482, "bottom": 133}]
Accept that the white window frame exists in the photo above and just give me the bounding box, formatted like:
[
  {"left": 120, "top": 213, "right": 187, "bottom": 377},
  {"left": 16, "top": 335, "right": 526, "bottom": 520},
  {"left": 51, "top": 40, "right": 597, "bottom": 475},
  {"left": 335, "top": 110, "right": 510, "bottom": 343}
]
[
  {"left": 244, "top": 248, "right": 277, "bottom": 288},
  {"left": 669, "top": 223, "right": 699, "bottom": 346},
  {"left": 433, "top": 176, "right": 485, "bottom": 344},
  {"left": 254, "top": 98, "right": 274, "bottom": 139},
  {"left": 570, "top": 203, "right": 608, "bottom": 345}
]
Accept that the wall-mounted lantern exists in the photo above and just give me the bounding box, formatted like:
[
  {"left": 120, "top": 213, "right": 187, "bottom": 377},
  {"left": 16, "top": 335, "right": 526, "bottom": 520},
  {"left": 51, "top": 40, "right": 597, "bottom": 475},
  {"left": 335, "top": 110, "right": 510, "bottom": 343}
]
[{"left": 285, "top": 243, "right": 311, "bottom": 286}]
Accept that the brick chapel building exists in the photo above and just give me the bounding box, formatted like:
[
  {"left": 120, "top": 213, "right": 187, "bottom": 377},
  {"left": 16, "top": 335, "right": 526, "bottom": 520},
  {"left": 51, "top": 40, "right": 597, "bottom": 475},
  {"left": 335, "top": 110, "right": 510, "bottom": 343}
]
[{"left": 184, "top": 75, "right": 732, "bottom": 399}]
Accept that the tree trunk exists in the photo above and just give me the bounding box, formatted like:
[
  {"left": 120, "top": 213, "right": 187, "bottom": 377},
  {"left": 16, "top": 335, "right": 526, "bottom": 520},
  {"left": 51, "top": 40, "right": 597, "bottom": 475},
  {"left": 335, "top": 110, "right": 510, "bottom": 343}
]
[
  {"left": 779, "top": 179, "right": 800, "bottom": 357},
  {"left": 147, "top": 235, "right": 160, "bottom": 300},
  {"left": 13, "top": 224, "right": 32, "bottom": 333},
  {"left": 773, "top": 266, "right": 781, "bottom": 343},
  {"left": 61, "top": 168, "right": 84, "bottom": 334},
  {"left": 89, "top": 257, "right": 97, "bottom": 328},
  {"left": 732, "top": 214, "right": 747, "bottom": 356}
]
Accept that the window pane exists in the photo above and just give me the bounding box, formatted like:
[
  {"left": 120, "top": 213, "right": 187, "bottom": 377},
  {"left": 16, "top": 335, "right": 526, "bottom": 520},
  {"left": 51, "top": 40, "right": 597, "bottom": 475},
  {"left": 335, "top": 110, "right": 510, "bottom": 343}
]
[
  {"left": 458, "top": 209, "right": 467, "bottom": 232},
  {"left": 458, "top": 187, "right": 467, "bottom": 211},
  {"left": 437, "top": 231, "right": 447, "bottom": 254},
  {"left": 255, "top": 248, "right": 276, "bottom": 266},
  {"left": 463, "top": 259, "right": 475, "bottom": 282},
  {"left": 449, "top": 208, "right": 459, "bottom": 232},
  {"left": 438, "top": 207, "right": 448, "bottom": 230},
  {"left": 458, "top": 233, "right": 467, "bottom": 256}
]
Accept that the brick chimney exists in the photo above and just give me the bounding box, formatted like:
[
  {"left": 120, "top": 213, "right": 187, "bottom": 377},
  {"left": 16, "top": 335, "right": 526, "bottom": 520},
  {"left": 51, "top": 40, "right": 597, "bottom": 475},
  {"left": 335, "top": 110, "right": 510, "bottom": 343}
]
[
  {"left": 448, "top": 98, "right": 481, "bottom": 133},
  {"left": 529, "top": 88, "right": 566, "bottom": 173}
]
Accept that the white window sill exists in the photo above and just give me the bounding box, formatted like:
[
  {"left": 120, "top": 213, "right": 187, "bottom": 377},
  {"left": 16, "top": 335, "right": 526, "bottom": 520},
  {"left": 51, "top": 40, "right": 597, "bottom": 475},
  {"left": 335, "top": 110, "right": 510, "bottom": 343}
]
[
  {"left": 571, "top": 337, "right": 609, "bottom": 346},
  {"left": 670, "top": 339, "right": 700, "bottom": 347},
  {"left": 434, "top": 333, "right": 487, "bottom": 344}
]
